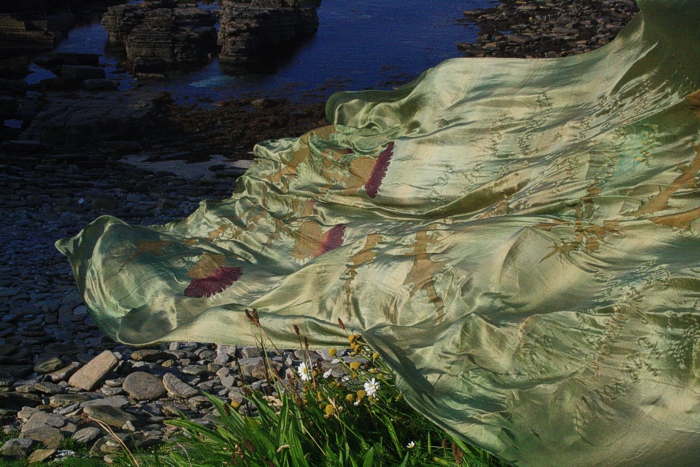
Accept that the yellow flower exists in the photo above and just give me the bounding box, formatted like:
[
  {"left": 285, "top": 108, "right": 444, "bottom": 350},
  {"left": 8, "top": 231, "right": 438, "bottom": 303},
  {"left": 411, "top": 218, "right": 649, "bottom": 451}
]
[
  {"left": 325, "top": 404, "right": 335, "bottom": 415},
  {"left": 230, "top": 400, "right": 241, "bottom": 409},
  {"left": 372, "top": 352, "right": 380, "bottom": 360},
  {"left": 348, "top": 335, "right": 357, "bottom": 344},
  {"left": 328, "top": 348, "right": 337, "bottom": 357},
  {"left": 318, "top": 403, "right": 325, "bottom": 409},
  {"left": 317, "top": 392, "right": 324, "bottom": 402},
  {"left": 349, "top": 361, "right": 361, "bottom": 371},
  {"left": 356, "top": 389, "right": 367, "bottom": 400},
  {"left": 345, "top": 394, "right": 355, "bottom": 403}
]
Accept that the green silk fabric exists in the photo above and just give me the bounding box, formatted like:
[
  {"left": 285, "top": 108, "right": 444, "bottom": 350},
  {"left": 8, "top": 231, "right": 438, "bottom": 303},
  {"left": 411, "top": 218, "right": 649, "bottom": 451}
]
[{"left": 58, "top": 1, "right": 700, "bottom": 465}]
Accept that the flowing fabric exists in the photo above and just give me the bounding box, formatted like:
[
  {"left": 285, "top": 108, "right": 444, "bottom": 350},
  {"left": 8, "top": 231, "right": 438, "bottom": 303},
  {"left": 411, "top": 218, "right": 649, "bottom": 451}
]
[{"left": 58, "top": 1, "right": 700, "bottom": 465}]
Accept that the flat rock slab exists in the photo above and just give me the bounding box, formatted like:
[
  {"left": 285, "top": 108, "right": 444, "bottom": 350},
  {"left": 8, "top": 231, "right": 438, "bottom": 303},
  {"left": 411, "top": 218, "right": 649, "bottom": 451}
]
[
  {"left": 80, "top": 396, "right": 130, "bottom": 409},
  {"left": 49, "top": 393, "right": 98, "bottom": 407},
  {"left": 47, "top": 361, "right": 81, "bottom": 383},
  {"left": 21, "top": 90, "right": 162, "bottom": 144},
  {"left": 21, "top": 426, "right": 64, "bottom": 449},
  {"left": 130, "top": 349, "right": 169, "bottom": 362},
  {"left": 28, "top": 448, "right": 56, "bottom": 463},
  {"left": 123, "top": 372, "right": 166, "bottom": 401},
  {"left": 34, "top": 356, "right": 64, "bottom": 374},
  {"left": 162, "top": 373, "right": 198, "bottom": 399},
  {"left": 73, "top": 427, "right": 102, "bottom": 445},
  {"left": 21, "top": 411, "right": 67, "bottom": 433},
  {"left": 68, "top": 350, "right": 118, "bottom": 391},
  {"left": 84, "top": 405, "right": 136, "bottom": 428},
  {"left": 34, "top": 381, "right": 62, "bottom": 395}
]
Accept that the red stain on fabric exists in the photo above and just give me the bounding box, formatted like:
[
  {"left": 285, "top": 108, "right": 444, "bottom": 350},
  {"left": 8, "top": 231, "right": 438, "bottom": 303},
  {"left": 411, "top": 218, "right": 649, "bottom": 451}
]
[
  {"left": 365, "top": 142, "right": 394, "bottom": 199},
  {"left": 184, "top": 266, "right": 243, "bottom": 298},
  {"left": 315, "top": 224, "right": 346, "bottom": 256}
]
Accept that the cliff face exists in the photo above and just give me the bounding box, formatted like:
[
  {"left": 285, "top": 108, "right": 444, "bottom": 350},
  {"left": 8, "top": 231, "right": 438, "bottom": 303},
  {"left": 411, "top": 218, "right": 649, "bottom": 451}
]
[{"left": 217, "top": 0, "right": 320, "bottom": 66}]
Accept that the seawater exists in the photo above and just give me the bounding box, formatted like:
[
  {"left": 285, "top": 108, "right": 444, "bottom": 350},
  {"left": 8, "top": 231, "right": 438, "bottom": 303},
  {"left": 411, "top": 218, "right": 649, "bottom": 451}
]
[{"left": 29, "top": 0, "right": 498, "bottom": 102}]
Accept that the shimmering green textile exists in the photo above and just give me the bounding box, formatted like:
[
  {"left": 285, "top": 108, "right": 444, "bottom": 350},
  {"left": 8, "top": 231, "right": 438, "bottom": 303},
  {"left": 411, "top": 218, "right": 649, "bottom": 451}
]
[{"left": 58, "top": 1, "right": 700, "bottom": 465}]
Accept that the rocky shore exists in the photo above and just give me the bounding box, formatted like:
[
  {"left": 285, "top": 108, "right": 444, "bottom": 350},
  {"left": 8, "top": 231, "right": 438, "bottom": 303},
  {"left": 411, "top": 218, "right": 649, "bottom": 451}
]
[
  {"left": 457, "top": 0, "right": 638, "bottom": 58},
  {"left": 1, "top": 0, "right": 638, "bottom": 463}
]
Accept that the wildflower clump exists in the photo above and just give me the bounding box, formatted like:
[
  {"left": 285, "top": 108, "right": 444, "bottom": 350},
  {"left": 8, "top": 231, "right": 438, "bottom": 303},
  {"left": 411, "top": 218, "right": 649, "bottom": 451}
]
[{"left": 161, "top": 310, "right": 507, "bottom": 467}]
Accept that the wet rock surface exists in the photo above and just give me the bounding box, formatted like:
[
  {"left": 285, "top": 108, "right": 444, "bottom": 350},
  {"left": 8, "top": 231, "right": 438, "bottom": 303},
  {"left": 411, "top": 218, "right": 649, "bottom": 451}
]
[{"left": 1, "top": 1, "right": 637, "bottom": 463}]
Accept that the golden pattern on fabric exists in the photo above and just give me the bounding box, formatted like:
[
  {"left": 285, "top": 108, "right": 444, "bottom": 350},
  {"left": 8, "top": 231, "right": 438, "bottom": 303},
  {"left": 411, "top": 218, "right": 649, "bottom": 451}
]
[{"left": 402, "top": 226, "right": 447, "bottom": 321}]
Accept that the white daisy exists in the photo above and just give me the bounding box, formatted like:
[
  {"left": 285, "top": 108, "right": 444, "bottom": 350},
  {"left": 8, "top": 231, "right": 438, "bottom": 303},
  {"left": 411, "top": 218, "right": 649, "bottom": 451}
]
[
  {"left": 364, "top": 378, "right": 380, "bottom": 398},
  {"left": 297, "top": 362, "right": 311, "bottom": 381}
]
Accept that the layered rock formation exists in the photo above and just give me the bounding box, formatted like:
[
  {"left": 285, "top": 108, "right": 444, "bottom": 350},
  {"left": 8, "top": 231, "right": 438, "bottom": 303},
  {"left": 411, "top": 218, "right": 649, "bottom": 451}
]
[
  {"left": 101, "top": 0, "right": 218, "bottom": 75},
  {"left": 217, "top": 0, "right": 320, "bottom": 66}
]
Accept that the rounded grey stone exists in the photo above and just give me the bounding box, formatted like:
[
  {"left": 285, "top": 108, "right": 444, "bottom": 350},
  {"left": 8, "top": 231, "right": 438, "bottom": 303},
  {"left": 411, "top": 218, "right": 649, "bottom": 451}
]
[{"left": 122, "top": 372, "right": 166, "bottom": 401}]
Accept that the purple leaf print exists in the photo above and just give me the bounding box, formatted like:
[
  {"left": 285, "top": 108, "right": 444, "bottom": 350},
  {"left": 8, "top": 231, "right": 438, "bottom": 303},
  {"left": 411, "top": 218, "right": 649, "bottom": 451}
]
[
  {"left": 315, "top": 224, "right": 346, "bottom": 256},
  {"left": 184, "top": 266, "right": 243, "bottom": 298},
  {"left": 365, "top": 142, "right": 394, "bottom": 199}
]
